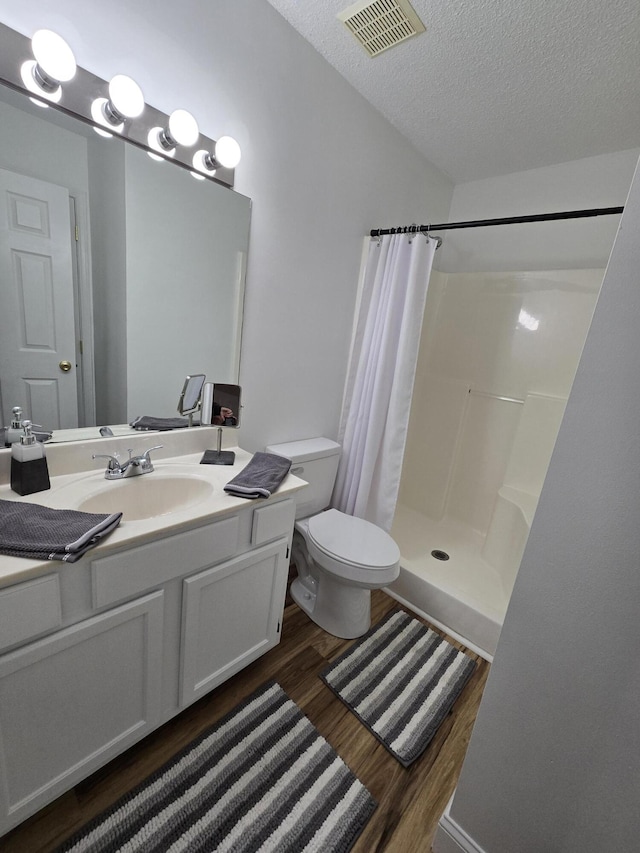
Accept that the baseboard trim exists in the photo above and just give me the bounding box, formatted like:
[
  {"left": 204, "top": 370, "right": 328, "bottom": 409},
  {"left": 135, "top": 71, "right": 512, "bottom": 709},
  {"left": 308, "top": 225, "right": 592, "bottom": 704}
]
[{"left": 432, "top": 798, "right": 488, "bottom": 853}]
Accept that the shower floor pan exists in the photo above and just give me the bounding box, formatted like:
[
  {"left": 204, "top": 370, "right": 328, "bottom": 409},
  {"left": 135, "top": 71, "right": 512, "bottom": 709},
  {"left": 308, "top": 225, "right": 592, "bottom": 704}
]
[{"left": 386, "top": 504, "right": 509, "bottom": 660}]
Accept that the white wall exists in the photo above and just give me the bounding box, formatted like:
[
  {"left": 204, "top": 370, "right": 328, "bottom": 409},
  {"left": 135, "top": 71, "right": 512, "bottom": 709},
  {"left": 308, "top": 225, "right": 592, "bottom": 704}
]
[
  {"left": 438, "top": 148, "right": 639, "bottom": 272},
  {"left": 0, "top": 0, "right": 453, "bottom": 451},
  {"left": 435, "top": 157, "right": 640, "bottom": 852}
]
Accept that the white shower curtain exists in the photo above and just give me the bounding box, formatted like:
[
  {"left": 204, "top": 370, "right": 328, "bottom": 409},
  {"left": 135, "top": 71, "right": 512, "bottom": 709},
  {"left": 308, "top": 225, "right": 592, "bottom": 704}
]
[{"left": 332, "top": 232, "right": 436, "bottom": 532}]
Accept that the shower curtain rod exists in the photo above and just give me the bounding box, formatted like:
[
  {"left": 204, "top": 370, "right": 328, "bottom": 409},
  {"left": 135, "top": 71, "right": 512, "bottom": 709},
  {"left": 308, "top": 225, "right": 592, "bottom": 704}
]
[{"left": 369, "top": 205, "right": 624, "bottom": 237}]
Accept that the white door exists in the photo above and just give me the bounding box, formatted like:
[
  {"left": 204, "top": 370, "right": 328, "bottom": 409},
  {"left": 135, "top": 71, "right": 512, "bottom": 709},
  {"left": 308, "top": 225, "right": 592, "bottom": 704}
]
[{"left": 0, "top": 168, "right": 78, "bottom": 430}]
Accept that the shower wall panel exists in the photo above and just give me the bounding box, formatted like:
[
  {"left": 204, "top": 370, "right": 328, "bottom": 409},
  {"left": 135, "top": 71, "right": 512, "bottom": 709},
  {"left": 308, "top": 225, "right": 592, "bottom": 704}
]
[
  {"left": 446, "top": 391, "right": 522, "bottom": 534},
  {"left": 399, "top": 268, "right": 603, "bottom": 538}
]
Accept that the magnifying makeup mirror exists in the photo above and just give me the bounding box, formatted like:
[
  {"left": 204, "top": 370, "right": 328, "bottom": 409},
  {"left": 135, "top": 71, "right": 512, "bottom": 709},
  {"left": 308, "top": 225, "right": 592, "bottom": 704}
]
[
  {"left": 201, "top": 383, "right": 241, "bottom": 465},
  {"left": 177, "top": 374, "right": 206, "bottom": 426}
]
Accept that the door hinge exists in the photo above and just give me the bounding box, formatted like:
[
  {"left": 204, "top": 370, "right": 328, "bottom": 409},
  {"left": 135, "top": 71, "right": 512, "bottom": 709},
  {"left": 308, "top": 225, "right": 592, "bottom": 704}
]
[
  {"left": 286, "top": 546, "right": 290, "bottom": 559},
  {"left": 277, "top": 621, "right": 281, "bottom": 633},
  {"left": 79, "top": 340, "right": 83, "bottom": 355},
  {"left": 75, "top": 225, "right": 79, "bottom": 241}
]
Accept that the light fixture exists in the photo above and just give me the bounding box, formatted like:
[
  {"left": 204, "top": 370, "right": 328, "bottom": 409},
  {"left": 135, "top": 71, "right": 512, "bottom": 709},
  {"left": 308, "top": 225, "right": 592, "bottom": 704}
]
[
  {"left": 160, "top": 109, "right": 199, "bottom": 149},
  {"left": 4, "top": 22, "right": 240, "bottom": 187},
  {"left": 192, "top": 135, "right": 241, "bottom": 175},
  {"left": 91, "top": 74, "right": 144, "bottom": 133},
  {"left": 20, "top": 29, "right": 76, "bottom": 104},
  {"left": 147, "top": 109, "right": 199, "bottom": 160}
]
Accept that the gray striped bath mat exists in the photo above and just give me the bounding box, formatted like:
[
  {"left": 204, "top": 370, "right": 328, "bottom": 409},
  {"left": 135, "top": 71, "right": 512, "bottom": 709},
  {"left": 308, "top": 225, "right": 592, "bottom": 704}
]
[
  {"left": 320, "top": 610, "right": 476, "bottom": 767},
  {"left": 56, "top": 681, "right": 376, "bottom": 853}
]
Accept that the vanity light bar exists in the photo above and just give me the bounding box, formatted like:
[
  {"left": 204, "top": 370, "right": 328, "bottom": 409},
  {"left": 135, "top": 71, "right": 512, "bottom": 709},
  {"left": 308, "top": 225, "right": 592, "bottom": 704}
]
[{"left": 0, "top": 22, "right": 240, "bottom": 189}]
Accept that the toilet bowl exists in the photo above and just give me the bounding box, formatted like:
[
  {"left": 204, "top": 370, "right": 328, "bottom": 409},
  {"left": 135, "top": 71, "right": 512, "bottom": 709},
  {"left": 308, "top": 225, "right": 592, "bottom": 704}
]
[{"left": 266, "top": 438, "right": 400, "bottom": 639}]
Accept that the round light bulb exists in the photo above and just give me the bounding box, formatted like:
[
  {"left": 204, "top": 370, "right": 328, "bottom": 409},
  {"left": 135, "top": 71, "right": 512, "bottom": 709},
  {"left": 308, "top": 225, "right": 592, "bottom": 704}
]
[
  {"left": 91, "top": 97, "right": 121, "bottom": 134},
  {"left": 147, "top": 127, "right": 174, "bottom": 158},
  {"left": 168, "top": 109, "right": 199, "bottom": 146},
  {"left": 108, "top": 75, "right": 144, "bottom": 119},
  {"left": 20, "top": 60, "right": 62, "bottom": 103},
  {"left": 192, "top": 149, "right": 216, "bottom": 175},
  {"left": 214, "top": 136, "right": 241, "bottom": 169},
  {"left": 32, "top": 29, "right": 76, "bottom": 83}
]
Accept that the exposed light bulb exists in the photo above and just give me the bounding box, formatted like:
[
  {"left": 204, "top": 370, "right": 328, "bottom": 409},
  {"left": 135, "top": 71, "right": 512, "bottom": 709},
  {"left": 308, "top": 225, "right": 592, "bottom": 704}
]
[
  {"left": 20, "top": 31, "right": 76, "bottom": 106},
  {"left": 191, "top": 137, "right": 241, "bottom": 175},
  {"left": 168, "top": 109, "right": 199, "bottom": 146},
  {"left": 31, "top": 29, "right": 76, "bottom": 84},
  {"left": 108, "top": 74, "right": 144, "bottom": 118},
  {"left": 91, "top": 75, "right": 144, "bottom": 134},
  {"left": 192, "top": 148, "right": 216, "bottom": 175},
  {"left": 91, "top": 97, "right": 121, "bottom": 133},
  {"left": 147, "top": 126, "right": 175, "bottom": 158},
  {"left": 214, "top": 136, "right": 241, "bottom": 169}
]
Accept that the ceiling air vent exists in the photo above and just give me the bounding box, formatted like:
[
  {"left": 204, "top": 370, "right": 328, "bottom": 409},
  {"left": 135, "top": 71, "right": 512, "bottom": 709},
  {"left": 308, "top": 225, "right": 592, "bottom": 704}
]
[{"left": 337, "top": 0, "right": 426, "bottom": 58}]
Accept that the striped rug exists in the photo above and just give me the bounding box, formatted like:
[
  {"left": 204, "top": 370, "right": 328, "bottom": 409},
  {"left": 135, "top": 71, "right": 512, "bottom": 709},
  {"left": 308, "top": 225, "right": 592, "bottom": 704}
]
[
  {"left": 56, "top": 681, "right": 376, "bottom": 853},
  {"left": 320, "top": 610, "right": 476, "bottom": 767}
]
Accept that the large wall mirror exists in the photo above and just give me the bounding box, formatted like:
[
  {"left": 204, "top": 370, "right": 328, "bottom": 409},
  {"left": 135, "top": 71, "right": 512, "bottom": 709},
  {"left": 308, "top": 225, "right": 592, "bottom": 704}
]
[{"left": 0, "top": 81, "right": 251, "bottom": 439}]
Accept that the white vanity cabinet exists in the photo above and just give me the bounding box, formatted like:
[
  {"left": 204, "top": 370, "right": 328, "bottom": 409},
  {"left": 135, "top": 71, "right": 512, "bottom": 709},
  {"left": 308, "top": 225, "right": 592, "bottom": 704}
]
[
  {"left": 180, "top": 539, "right": 288, "bottom": 706},
  {"left": 0, "top": 494, "right": 297, "bottom": 837},
  {"left": 0, "top": 589, "right": 164, "bottom": 832}
]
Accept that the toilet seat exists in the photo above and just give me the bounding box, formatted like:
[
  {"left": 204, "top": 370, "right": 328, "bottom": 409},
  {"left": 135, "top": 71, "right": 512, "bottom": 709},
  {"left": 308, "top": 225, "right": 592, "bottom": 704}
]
[{"left": 306, "top": 509, "right": 400, "bottom": 585}]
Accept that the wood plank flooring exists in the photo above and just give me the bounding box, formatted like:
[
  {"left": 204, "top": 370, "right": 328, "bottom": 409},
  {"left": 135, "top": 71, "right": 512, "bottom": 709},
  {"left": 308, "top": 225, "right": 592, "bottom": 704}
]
[{"left": 2, "top": 590, "right": 489, "bottom": 853}]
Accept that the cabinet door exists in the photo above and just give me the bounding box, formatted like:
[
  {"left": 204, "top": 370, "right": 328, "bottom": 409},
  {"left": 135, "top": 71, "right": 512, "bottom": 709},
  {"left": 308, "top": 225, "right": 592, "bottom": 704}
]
[
  {"left": 0, "top": 591, "right": 164, "bottom": 835},
  {"left": 180, "top": 540, "right": 288, "bottom": 707}
]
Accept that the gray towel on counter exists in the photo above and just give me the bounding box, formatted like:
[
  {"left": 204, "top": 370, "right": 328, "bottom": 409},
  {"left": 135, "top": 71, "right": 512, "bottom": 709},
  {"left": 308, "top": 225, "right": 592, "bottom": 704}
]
[
  {"left": 0, "top": 499, "right": 122, "bottom": 563},
  {"left": 224, "top": 452, "right": 292, "bottom": 499},
  {"left": 130, "top": 415, "right": 190, "bottom": 431}
]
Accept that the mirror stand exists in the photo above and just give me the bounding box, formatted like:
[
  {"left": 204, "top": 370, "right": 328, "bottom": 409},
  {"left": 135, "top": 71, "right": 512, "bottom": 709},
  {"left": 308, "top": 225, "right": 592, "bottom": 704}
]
[
  {"left": 200, "top": 383, "right": 241, "bottom": 466},
  {"left": 209, "top": 427, "right": 236, "bottom": 466}
]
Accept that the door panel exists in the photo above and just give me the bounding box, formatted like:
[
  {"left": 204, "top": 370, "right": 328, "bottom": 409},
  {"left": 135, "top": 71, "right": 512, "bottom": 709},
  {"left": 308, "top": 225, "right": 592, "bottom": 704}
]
[{"left": 0, "top": 168, "right": 78, "bottom": 429}]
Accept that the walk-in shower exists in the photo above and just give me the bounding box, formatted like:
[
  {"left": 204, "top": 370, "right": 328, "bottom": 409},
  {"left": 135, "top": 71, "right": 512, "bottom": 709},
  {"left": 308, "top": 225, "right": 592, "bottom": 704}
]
[{"left": 372, "top": 209, "right": 618, "bottom": 658}]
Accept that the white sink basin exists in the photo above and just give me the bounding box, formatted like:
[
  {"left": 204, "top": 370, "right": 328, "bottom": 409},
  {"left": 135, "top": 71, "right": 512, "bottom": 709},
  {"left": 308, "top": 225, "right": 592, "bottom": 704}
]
[{"left": 75, "top": 474, "right": 214, "bottom": 521}]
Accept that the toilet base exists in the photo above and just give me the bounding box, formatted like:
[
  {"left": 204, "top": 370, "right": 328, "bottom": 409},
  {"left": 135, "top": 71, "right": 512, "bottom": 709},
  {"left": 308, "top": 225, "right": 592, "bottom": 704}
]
[{"left": 290, "top": 574, "right": 372, "bottom": 639}]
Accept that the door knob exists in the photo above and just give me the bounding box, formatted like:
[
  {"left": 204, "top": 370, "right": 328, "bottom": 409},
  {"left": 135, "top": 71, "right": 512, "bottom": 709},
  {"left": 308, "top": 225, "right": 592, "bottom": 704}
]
[{"left": 59, "top": 360, "right": 72, "bottom": 372}]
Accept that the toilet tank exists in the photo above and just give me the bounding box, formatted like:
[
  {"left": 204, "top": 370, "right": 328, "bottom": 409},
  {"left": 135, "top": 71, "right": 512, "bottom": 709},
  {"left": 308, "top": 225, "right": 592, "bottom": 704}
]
[{"left": 265, "top": 437, "right": 341, "bottom": 520}]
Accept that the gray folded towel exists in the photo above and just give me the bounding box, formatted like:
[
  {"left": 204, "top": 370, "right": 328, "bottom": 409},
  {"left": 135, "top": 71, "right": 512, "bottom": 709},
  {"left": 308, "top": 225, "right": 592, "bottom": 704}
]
[
  {"left": 0, "top": 499, "right": 122, "bottom": 563},
  {"left": 130, "top": 416, "right": 190, "bottom": 431},
  {"left": 224, "top": 452, "right": 292, "bottom": 499}
]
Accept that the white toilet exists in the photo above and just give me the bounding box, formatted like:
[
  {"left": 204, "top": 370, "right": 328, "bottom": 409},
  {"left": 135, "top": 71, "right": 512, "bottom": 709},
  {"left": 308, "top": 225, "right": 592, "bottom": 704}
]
[{"left": 266, "top": 437, "right": 400, "bottom": 639}]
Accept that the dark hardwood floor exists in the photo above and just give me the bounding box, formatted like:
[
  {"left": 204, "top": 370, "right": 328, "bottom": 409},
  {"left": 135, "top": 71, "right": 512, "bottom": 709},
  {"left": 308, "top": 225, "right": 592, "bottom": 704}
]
[{"left": 2, "top": 590, "right": 489, "bottom": 853}]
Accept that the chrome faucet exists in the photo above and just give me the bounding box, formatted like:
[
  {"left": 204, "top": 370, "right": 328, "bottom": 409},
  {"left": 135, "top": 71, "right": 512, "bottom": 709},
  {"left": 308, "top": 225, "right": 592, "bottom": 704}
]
[{"left": 92, "top": 445, "right": 163, "bottom": 480}]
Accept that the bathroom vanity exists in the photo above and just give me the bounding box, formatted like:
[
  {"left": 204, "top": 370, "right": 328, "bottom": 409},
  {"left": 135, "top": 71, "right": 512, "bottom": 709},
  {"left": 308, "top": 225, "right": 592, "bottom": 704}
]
[{"left": 0, "top": 429, "right": 306, "bottom": 836}]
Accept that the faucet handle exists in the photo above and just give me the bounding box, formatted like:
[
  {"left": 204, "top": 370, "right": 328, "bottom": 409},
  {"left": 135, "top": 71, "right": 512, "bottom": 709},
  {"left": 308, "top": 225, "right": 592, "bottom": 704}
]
[{"left": 92, "top": 453, "right": 120, "bottom": 471}]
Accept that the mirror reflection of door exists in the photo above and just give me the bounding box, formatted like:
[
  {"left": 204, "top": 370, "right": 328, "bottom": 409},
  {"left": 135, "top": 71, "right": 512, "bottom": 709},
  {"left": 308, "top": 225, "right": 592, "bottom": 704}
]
[{"left": 0, "top": 168, "right": 79, "bottom": 429}]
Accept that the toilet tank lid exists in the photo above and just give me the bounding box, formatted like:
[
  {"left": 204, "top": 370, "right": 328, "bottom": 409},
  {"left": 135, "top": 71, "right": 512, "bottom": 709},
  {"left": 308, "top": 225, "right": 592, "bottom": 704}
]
[{"left": 265, "top": 437, "right": 341, "bottom": 464}]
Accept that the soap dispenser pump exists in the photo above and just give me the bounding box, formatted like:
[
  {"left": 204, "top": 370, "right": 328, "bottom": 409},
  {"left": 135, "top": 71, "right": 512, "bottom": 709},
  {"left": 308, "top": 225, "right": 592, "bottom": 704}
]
[
  {"left": 11, "top": 420, "right": 51, "bottom": 496},
  {"left": 4, "top": 407, "right": 24, "bottom": 447}
]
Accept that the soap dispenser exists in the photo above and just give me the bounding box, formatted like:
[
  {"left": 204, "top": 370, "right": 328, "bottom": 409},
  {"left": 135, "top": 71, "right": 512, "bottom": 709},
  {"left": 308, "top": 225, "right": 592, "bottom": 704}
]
[
  {"left": 4, "top": 407, "right": 24, "bottom": 447},
  {"left": 11, "top": 420, "right": 51, "bottom": 496}
]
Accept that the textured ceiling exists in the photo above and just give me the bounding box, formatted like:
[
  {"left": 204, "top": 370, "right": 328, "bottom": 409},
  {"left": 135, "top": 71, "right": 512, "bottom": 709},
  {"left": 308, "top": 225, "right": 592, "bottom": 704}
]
[{"left": 265, "top": 0, "right": 640, "bottom": 182}]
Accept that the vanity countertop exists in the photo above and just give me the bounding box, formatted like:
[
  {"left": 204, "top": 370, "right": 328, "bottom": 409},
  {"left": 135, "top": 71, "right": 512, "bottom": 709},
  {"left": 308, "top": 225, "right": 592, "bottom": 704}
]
[{"left": 0, "top": 446, "right": 307, "bottom": 590}]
